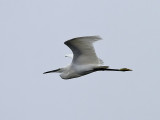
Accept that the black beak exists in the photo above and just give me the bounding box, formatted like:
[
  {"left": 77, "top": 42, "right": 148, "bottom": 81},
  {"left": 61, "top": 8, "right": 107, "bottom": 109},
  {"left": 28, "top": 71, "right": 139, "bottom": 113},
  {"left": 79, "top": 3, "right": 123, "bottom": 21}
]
[{"left": 43, "top": 68, "right": 60, "bottom": 74}]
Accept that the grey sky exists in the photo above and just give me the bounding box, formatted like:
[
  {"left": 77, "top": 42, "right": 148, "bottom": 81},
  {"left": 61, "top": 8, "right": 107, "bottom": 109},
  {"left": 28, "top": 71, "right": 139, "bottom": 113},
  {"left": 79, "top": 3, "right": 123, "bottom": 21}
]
[{"left": 0, "top": 0, "right": 160, "bottom": 120}]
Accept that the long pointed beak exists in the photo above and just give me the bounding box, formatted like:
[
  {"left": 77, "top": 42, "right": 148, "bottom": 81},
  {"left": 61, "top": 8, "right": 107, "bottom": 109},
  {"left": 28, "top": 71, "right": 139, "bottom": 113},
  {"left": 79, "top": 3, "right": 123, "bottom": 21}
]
[
  {"left": 43, "top": 68, "right": 60, "bottom": 74},
  {"left": 43, "top": 70, "right": 54, "bottom": 74}
]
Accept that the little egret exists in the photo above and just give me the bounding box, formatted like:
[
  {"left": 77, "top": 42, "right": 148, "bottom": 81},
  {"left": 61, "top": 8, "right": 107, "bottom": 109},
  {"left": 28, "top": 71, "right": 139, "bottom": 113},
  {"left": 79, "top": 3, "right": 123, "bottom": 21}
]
[{"left": 43, "top": 36, "right": 132, "bottom": 79}]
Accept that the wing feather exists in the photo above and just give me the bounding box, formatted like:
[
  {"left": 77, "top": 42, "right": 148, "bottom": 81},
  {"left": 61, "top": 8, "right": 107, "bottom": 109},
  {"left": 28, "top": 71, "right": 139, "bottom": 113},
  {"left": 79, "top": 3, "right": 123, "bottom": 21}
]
[{"left": 64, "top": 36, "right": 102, "bottom": 65}]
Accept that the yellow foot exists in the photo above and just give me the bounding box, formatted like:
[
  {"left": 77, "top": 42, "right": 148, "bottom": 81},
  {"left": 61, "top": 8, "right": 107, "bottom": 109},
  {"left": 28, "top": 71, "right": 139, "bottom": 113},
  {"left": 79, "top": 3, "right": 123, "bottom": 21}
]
[{"left": 119, "top": 68, "right": 132, "bottom": 71}]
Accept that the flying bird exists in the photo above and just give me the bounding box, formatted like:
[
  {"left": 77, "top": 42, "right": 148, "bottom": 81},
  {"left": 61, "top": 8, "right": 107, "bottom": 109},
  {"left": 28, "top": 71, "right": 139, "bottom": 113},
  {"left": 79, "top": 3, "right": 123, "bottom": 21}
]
[{"left": 43, "top": 36, "right": 132, "bottom": 79}]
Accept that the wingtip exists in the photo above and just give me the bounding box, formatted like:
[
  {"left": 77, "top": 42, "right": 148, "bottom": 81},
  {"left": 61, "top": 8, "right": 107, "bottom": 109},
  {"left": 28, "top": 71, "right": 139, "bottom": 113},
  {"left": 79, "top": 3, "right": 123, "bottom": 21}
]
[
  {"left": 94, "top": 35, "right": 102, "bottom": 40},
  {"left": 83, "top": 35, "right": 102, "bottom": 40},
  {"left": 64, "top": 35, "right": 102, "bottom": 45}
]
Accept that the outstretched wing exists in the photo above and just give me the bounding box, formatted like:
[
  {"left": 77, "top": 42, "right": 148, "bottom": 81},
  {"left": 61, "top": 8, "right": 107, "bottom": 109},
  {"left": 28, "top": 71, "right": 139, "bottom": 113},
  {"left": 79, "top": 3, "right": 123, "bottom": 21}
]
[{"left": 64, "top": 36, "right": 102, "bottom": 65}]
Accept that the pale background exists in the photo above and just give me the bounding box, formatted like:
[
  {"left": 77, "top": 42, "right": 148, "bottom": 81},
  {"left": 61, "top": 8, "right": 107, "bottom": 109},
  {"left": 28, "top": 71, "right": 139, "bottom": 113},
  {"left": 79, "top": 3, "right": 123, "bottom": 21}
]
[{"left": 0, "top": 0, "right": 160, "bottom": 120}]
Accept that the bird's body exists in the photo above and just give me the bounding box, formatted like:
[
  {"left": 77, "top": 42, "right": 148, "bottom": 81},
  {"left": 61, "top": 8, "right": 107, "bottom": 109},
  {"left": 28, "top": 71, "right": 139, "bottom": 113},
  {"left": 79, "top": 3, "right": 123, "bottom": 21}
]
[
  {"left": 59, "top": 64, "right": 93, "bottom": 79},
  {"left": 44, "top": 36, "right": 132, "bottom": 79}
]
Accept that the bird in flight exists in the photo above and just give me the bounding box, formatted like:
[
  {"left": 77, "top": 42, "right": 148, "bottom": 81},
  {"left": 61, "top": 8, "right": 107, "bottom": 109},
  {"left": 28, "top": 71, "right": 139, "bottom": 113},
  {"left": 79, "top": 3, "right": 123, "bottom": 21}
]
[{"left": 43, "top": 36, "right": 132, "bottom": 79}]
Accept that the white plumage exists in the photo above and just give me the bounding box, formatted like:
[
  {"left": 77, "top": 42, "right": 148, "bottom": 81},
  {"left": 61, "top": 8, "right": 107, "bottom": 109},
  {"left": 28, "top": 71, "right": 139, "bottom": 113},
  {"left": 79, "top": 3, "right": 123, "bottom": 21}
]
[{"left": 44, "top": 36, "right": 132, "bottom": 79}]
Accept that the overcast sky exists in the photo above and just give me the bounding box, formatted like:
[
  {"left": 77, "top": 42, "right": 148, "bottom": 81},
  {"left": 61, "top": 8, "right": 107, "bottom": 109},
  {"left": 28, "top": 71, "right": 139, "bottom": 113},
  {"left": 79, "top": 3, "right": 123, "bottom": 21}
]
[{"left": 0, "top": 0, "right": 160, "bottom": 120}]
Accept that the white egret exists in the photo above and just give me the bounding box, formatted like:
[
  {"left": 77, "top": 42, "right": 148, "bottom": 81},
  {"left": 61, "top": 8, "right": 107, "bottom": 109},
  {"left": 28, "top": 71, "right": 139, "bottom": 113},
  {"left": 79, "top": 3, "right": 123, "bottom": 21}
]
[{"left": 43, "top": 36, "right": 132, "bottom": 79}]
